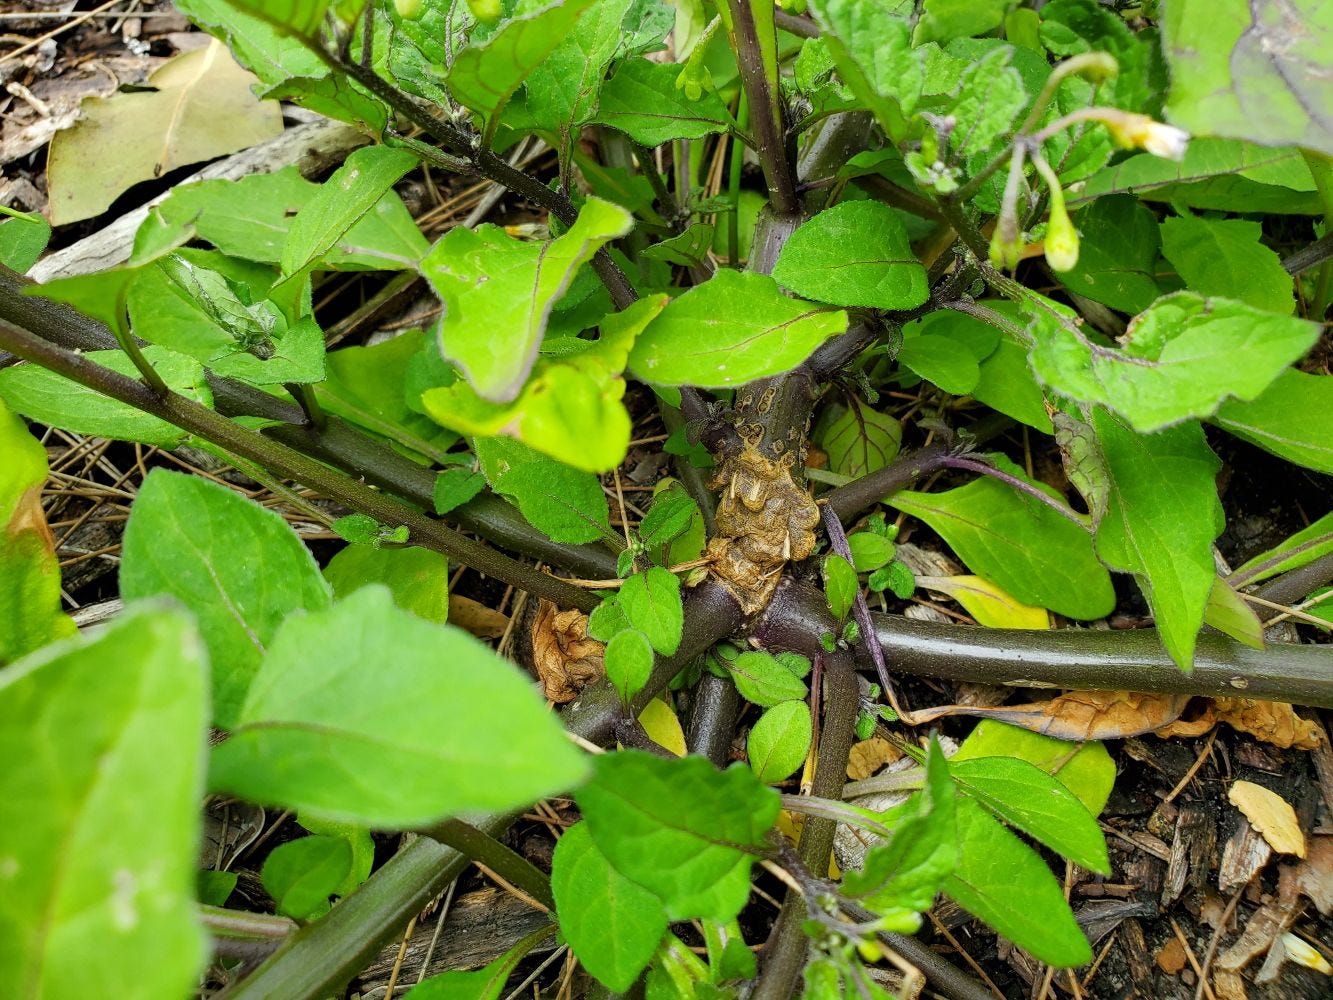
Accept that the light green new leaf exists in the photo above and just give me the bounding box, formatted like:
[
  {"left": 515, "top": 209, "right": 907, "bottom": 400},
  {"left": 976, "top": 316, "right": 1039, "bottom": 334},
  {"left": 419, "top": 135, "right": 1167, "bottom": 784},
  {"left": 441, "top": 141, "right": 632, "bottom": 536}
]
[
  {"left": 226, "top": 0, "right": 360, "bottom": 37},
  {"left": 0, "top": 399, "right": 74, "bottom": 664},
  {"left": 324, "top": 545, "right": 449, "bottom": 624},
  {"left": 898, "top": 335, "right": 982, "bottom": 395},
  {"left": 1057, "top": 196, "right": 1162, "bottom": 315},
  {"left": 260, "top": 835, "right": 352, "bottom": 920},
  {"left": 0, "top": 209, "right": 51, "bottom": 274},
  {"left": 120, "top": 469, "right": 331, "bottom": 729},
  {"left": 1213, "top": 368, "right": 1333, "bottom": 473},
  {"left": 642, "top": 223, "right": 715, "bottom": 267},
  {"left": 914, "top": 0, "right": 1009, "bottom": 43},
  {"left": 949, "top": 757, "right": 1109, "bottom": 873},
  {"left": 605, "top": 628, "right": 654, "bottom": 704},
  {"left": 282, "top": 144, "right": 423, "bottom": 277},
  {"left": 1161, "top": 0, "right": 1332, "bottom": 156},
  {"left": 1160, "top": 215, "right": 1293, "bottom": 315},
  {"left": 576, "top": 751, "right": 781, "bottom": 921},
  {"left": 1203, "top": 575, "right": 1265, "bottom": 650},
  {"left": 771, "top": 201, "right": 928, "bottom": 310},
  {"left": 448, "top": 0, "right": 597, "bottom": 127},
  {"left": 1029, "top": 292, "right": 1321, "bottom": 432},
  {"left": 0, "top": 606, "right": 208, "bottom": 999},
  {"left": 954, "top": 719, "right": 1115, "bottom": 816},
  {"left": 210, "top": 586, "right": 590, "bottom": 827},
  {"left": 808, "top": 0, "right": 921, "bottom": 140},
  {"left": 474, "top": 437, "right": 612, "bottom": 544},
  {"left": 421, "top": 197, "right": 632, "bottom": 402},
  {"left": 823, "top": 553, "right": 858, "bottom": 622},
  {"left": 726, "top": 651, "right": 808, "bottom": 708},
  {"left": 1088, "top": 411, "right": 1223, "bottom": 669},
  {"left": 843, "top": 739, "right": 956, "bottom": 931},
  {"left": 847, "top": 532, "right": 894, "bottom": 573},
  {"left": 748, "top": 701, "right": 813, "bottom": 785},
  {"left": 628, "top": 270, "right": 846, "bottom": 388},
  {"left": 551, "top": 823, "right": 668, "bottom": 992},
  {"left": 820, "top": 399, "right": 902, "bottom": 480},
  {"left": 0, "top": 346, "right": 212, "bottom": 448},
  {"left": 618, "top": 567, "right": 683, "bottom": 655},
  {"left": 592, "top": 58, "right": 733, "bottom": 145},
  {"left": 945, "top": 798, "right": 1092, "bottom": 967},
  {"left": 526, "top": 0, "right": 634, "bottom": 134},
  {"left": 888, "top": 461, "right": 1114, "bottom": 620}
]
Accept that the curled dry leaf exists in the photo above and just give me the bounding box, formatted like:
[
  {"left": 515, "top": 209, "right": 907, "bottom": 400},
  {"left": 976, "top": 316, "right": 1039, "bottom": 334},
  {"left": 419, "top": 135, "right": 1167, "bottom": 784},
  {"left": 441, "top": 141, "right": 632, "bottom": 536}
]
[
  {"left": 530, "top": 600, "right": 603, "bottom": 703},
  {"left": 1212, "top": 698, "right": 1321, "bottom": 750},
  {"left": 846, "top": 737, "right": 900, "bottom": 781},
  {"left": 1228, "top": 780, "right": 1306, "bottom": 858},
  {"left": 910, "top": 690, "right": 1192, "bottom": 741}
]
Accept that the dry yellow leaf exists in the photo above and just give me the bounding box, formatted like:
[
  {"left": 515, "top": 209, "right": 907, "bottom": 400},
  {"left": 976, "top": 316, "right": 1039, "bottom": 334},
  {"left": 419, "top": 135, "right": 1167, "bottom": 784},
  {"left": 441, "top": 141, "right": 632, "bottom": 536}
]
[
  {"left": 1228, "top": 780, "right": 1306, "bottom": 858},
  {"left": 1212, "top": 698, "right": 1321, "bottom": 750},
  {"left": 847, "top": 737, "right": 901, "bottom": 780},
  {"left": 638, "top": 697, "right": 686, "bottom": 757},
  {"left": 446, "top": 594, "right": 509, "bottom": 639}
]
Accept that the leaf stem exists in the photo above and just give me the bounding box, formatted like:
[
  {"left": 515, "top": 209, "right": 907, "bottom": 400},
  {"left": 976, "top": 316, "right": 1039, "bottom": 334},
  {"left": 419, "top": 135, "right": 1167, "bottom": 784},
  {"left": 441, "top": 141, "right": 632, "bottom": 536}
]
[{"left": 419, "top": 819, "right": 554, "bottom": 910}]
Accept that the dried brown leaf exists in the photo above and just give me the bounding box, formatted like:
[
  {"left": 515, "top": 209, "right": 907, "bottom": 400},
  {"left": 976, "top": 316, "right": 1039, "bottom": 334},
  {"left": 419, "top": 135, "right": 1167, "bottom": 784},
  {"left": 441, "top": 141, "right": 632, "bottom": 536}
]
[
  {"left": 1212, "top": 698, "right": 1322, "bottom": 750},
  {"left": 911, "top": 690, "right": 1192, "bottom": 741},
  {"left": 847, "top": 737, "right": 900, "bottom": 780},
  {"left": 530, "top": 600, "right": 603, "bottom": 703},
  {"left": 447, "top": 595, "right": 510, "bottom": 639}
]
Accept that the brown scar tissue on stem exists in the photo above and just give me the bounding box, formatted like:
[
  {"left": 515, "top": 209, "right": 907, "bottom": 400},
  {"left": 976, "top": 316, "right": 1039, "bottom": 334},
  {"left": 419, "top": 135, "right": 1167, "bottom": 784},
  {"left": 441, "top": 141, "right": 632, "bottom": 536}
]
[{"left": 705, "top": 442, "right": 820, "bottom": 615}]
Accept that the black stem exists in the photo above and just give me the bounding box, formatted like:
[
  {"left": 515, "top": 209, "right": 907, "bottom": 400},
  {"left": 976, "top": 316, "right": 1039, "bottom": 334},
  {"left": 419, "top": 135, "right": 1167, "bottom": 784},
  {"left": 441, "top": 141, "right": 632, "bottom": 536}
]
[
  {"left": 823, "top": 442, "right": 957, "bottom": 523},
  {"left": 726, "top": 0, "right": 800, "bottom": 216}
]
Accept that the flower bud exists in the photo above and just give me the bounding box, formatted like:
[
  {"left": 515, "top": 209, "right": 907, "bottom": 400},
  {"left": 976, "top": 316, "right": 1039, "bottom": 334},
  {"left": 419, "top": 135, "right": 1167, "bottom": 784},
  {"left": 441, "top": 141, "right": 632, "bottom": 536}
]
[
  {"left": 1105, "top": 112, "right": 1190, "bottom": 160},
  {"left": 465, "top": 0, "right": 502, "bottom": 24},
  {"left": 394, "top": 0, "right": 424, "bottom": 16},
  {"left": 989, "top": 227, "right": 1022, "bottom": 271},
  {"left": 1044, "top": 198, "right": 1080, "bottom": 272}
]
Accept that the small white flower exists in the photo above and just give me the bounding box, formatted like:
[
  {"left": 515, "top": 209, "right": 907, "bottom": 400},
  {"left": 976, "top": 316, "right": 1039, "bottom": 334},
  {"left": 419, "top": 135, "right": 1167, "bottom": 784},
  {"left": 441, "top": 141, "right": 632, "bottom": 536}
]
[{"left": 1138, "top": 121, "right": 1190, "bottom": 160}]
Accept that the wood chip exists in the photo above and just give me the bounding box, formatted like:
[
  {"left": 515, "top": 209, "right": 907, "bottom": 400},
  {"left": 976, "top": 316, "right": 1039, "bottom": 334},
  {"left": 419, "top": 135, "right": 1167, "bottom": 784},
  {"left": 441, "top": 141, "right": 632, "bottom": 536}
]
[
  {"left": 1228, "top": 780, "right": 1307, "bottom": 858},
  {"left": 1156, "top": 935, "right": 1188, "bottom": 974},
  {"left": 1219, "top": 815, "right": 1274, "bottom": 892},
  {"left": 1291, "top": 835, "right": 1333, "bottom": 915},
  {"left": 1162, "top": 802, "right": 1216, "bottom": 907}
]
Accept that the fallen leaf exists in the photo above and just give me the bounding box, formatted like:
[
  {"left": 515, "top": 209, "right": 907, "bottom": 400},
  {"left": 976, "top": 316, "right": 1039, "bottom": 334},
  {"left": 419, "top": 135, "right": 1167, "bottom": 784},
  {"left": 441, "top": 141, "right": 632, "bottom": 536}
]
[
  {"left": 1212, "top": 698, "right": 1322, "bottom": 750},
  {"left": 47, "top": 39, "right": 284, "bottom": 225},
  {"left": 447, "top": 594, "right": 510, "bottom": 639},
  {"left": 638, "top": 697, "right": 686, "bottom": 757},
  {"left": 530, "top": 600, "right": 603, "bottom": 703},
  {"left": 1156, "top": 935, "right": 1187, "bottom": 975},
  {"left": 847, "top": 737, "right": 900, "bottom": 780},
  {"left": 911, "top": 690, "right": 1192, "bottom": 741},
  {"left": 1228, "top": 781, "right": 1306, "bottom": 858}
]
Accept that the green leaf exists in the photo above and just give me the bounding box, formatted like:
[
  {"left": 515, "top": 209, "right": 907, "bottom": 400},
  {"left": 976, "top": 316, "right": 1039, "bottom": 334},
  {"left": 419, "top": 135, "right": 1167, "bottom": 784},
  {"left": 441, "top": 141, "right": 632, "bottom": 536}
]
[
  {"left": 0, "top": 399, "right": 74, "bottom": 664},
  {"left": 726, "top": 651, "right": 809, "bottom": 708},
  {"left": 823, "top": 553, "right": 859, "bottom": 621},
  {"left": 888, "top": 462, "right": 1115, "bottom": 620},
  {"left": 948, "top": 757, "right": 1109, "bottom": 874},
  {"left": 953, "top": 720, "right": 1115, "bottom": 816},
  {"left": 433, "top": 467, "right": 488, "bottom": 515},
  {"left": 628, "top": 270, "right": 846, "bottom": 388},
  {"left": 1203, "top": 576, "right": 1265, "bottom": 650},
  {"left": 448, "top": 0, "right": 597, "bottom": 128},
  {"left": 1069, "top": 138, "right": 1321, "bottom": 215},
  {"left": 914, "top": 0, "right": 1009, "bottom": 44},
  {"left": 1231, "top": 508, "right": 1333, "bottom": 587},
  {"left": 642, "top": 223, "right": 716, "bottom": 267},
  {"left": 120, "top": 470, "right": 331, "bottom": 729},
  {"left": 847, "top": 533, "right": 894, "bottom": 573},
  {"left": 898, "top": 335, "right": 981, "bottom": 395},
  {"left": 1161, "top": 0, "right": 1332, "bottom": 156},
  {"left": 1160, "top": 215, "right": 1294, "bottom": 315},
  {"left": 260, "top": 835, "right": 352, "bottom": 920},
  {"left": 0, "top": 606, "right": 208, "bottom": 998},
  {"left": 748, "top": 701, "right": 813, "bottom": 785},
  {"left": 405, "top": 925, "right": 555, "bottom": 1000},
  {"left": 639, "top": 489, "right": 698, "bottom": 548},
  {"left": 282, "top": 144, "right": 424, "bottom": 278},
  {"left": 592, "top": 58, "right": 733, "bottom": 145},
  {"left": 869, "top": 560, "right": 915, "bottom": 599},
  {"left": 770, "top": 201, "right": 928, "bottom": 310},
  {"left": 843, "top": 738, "right": 956, "bottom": 931},
  {"left": 1088, "top": 411, "right": 1223, "bottom": 669},
  {"left": 618, "top": 567, "right": 683, "bottom": 655},
  {"left": 525, "top": 0, "right": 636, "bottom": 134},
  {"left": 474, "top": 437, "right": 612, "bottom": 544},
  {"left": 324, "top": 545, "right": 449, "bottom": 624},
  {"left": 297, "top": 813, "right": 374, "bottom": 897},
  {"left": 1213, "top": 368, "right": 1333, "bottom": 473},
  {"left": 605, "top": 628, "right": 655, "bottom": 704},
  {"left": 808, "top": 0, "right": 921, "bottom": 140},
  {"left": 197, "top": 870, "right": 238, "bottom": 906},
  {"left": 0, "top": 209, "right": 51, "bottom": 274},
  {"left": 1029, "top": 292, "right": 1321, "bottom": 432},
  {"left": 819, "top": 399, "right": 902, "bottom": 480},
  {"left": 576, "top": 751, "right": 781, "bottom": 920},
  {"left": 1056, "top": 196, "right": 1162, "bottom": 315},
  {"left": 421, "top": 197, "right": 632, "bottom": 402},
  {"left": 0, "top": 346, "right": 213, "bottom": 447},
  {"left": 944, "top": 46, "right": 1029, "bottom": 165},
  {"left": 552, "top": 822, "right": 668, "bottom": 991},
  {"left": 210, "top": 586, "right": 590, "bottom": 827},
  {"left": 945, "top": 798, "right": 1092, "bottom": 967},
  {"left": 226, "top": 0, "right": 355, "bottom": 36}
]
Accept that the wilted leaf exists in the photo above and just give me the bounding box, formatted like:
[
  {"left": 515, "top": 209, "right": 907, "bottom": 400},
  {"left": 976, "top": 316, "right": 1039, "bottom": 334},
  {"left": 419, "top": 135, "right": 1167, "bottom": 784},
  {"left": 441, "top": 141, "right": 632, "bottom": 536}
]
[
  {"left": 1228, "top": 780, "right": 1306, "bottom": 858},
  {"left": 47, "top": 40, "right": 284, "bottom": 225},
  {"left": 913, "top": 690, "right": 1192, "bottom": 742},
  {"left": 1212, "top": 698, "right": 1321, "bottom": 750},
  {"left": 531, "top": 602, "right": 604, "bottom": 703}
]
